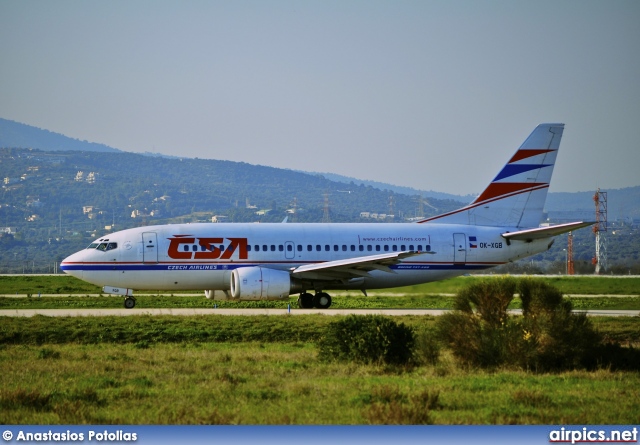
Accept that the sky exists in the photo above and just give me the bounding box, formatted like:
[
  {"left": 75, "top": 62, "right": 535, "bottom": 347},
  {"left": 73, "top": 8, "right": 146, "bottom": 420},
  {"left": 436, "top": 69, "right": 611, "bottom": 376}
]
[{"left": 1, "top": 0, "right": 639, "bottom": 196}]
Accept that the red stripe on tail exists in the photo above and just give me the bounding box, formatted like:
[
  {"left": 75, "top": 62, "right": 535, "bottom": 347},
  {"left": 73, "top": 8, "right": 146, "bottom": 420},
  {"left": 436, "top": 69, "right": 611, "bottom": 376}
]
[{"left": 508, "top": 149, "right": 555, "bottom": 163}]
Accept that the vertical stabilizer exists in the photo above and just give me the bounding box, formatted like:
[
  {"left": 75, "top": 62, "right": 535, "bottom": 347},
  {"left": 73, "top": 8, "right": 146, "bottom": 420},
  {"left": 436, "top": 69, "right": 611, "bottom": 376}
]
[{"left": 418, "top": 123, "right": 564, "bottom": 228}]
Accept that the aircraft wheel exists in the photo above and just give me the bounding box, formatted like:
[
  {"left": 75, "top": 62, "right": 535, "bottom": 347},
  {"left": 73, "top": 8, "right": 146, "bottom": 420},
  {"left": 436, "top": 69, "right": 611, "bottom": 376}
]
[
  {"left": 298, "top": 292, "right": 314, "bottom": 309},
  {"left": 313, "top": 292, "right": 332, "bottom": 309},
  {"left": 124, "top": 297, "right": 136, "bottom": 309}
]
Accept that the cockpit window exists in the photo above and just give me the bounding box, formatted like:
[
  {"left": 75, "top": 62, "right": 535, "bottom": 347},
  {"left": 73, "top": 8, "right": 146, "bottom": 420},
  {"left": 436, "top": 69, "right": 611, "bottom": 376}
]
[
  {"left": 95, "top": 242, "right": 118, "bottom": 251},
  {"left": 87, "top": 238, "right": 114, "bottom": 250}
]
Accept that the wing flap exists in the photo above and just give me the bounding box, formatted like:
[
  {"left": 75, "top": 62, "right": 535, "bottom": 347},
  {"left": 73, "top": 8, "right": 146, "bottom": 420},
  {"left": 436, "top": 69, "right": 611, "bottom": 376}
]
[{"left": 291, "top": 250, "right": 432, "bottom": 280}]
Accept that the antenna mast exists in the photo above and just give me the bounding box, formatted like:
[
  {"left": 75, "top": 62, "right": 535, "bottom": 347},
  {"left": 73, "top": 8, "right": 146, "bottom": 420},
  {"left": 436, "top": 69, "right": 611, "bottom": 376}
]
[
  {"left": 416, "top": 195, "right": 424, "bottom": 219},
  {"left": 567, "top": 232, "right": 574, "bottom": 275},
  {"left": 592, "top": 188, "right": 608, "bottom": 274},
  {"left": 322, "top": 193, "right": 331, "bottom": 223},
  {"left": 291, "top": 197, "right": 298, "bottom": 223}
]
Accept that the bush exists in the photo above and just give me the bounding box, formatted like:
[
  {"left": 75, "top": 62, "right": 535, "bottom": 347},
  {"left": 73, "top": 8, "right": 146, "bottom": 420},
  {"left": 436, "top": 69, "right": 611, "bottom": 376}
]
[
  {"left": 438, "top": 277, "right": 519, "bottom": 368},
  {"left": 587, "top": 342, "right": 640, "bottom": 371},
  {"left": 518, "top": 277, "right": 563, "bottom": 316},
  {"left": 516, "top": 277, "right": 603, "bottom": 371},
  {"left": 318, "top": 315, "right": 415, "bottom": 365},
  {"left": 436, "top": 277, "right": 623, "bottom": 372},
  {"left": 519, "top": 307, "right": 602, "bottom": 371},
  {"left": 454, "top": 276, "right": 516, "bottom": 327},
  {"left": 413, "top": 328, "right": 441, "bottom": 366}
]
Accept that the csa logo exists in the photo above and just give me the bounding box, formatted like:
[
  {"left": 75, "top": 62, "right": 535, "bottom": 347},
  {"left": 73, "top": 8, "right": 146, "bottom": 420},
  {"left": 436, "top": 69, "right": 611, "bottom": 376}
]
[{"left": 168, "top": 235, "right": 248, "bottom": 260}]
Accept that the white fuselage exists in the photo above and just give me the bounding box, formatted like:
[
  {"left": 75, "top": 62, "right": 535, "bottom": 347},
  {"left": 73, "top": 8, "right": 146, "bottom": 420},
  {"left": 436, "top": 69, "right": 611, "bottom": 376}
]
[{"left": 61, "top": 222, "right": 551, "bottom": 292}]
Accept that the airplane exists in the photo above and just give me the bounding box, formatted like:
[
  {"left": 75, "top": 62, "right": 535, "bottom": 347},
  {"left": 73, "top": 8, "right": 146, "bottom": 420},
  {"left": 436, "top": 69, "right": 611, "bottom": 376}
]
[{"left": 61, "top": 123, "right": 593, "bottom": 309}]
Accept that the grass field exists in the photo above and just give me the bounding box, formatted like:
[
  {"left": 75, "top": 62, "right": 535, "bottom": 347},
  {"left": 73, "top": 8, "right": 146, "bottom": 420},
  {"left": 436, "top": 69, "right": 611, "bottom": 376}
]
[
  {"left": 1, "top": 275, "right": 639, "bottom": 425},
  {"left": 1, "top": 274, "right": 640, "bottom": 296},
  {"left": 1, "top": 275, "right": 640, "bottom": 310},
  {"left": 2, "top": 343, "right": 640, "bottom": 425},
  {"left": 2, "top": 294, "right": 640, "bottom": 311},
  {"left": 1, "top": 315, "right": 639, "bottom": 425}
]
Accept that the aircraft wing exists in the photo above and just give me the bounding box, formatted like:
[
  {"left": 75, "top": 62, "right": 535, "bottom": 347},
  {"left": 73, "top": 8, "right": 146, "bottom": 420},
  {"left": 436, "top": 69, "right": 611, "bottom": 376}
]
[
  {"left": 291, "top": 250, "right": 432, "bottom": 280},
  {"left": 502, "top": 221, "right": 594, "bottom": 242}
]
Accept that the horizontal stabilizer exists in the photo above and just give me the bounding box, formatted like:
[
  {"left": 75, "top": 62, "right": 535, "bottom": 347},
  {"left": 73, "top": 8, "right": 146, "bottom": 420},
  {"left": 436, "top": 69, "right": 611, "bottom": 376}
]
[{"left": 502, "top": 221, "right": 594, "bottom": 242}]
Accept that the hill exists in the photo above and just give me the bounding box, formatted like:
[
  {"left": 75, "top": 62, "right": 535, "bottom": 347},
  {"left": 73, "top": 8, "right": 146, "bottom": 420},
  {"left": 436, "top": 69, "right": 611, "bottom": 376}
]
[
  {"left": 321, "top": 171, "right": 640, "bottom": 222},
  {"left": 314, "top": 171, "right": 475, "bottom": 204},
  {"left": 0, "top": 147, "right": 463, "bottom": 272},
  {"left": 545, "top": 187, "right": 640, "bottom": 221},
  {"left": 0, "top": 118, "right": 121, "bottom": 153},
  {"left": 2, "top": 117, "right": 638, "bottom": 220},
  {"left": 0, "top": 147, "right": 460, "bottom": 224}
]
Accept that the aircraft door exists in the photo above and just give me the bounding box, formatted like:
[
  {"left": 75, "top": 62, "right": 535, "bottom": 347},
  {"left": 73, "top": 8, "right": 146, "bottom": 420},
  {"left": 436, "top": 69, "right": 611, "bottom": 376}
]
[
  {"left": 284, "top": 241, "right": 295, "bottom": 260},
  {"left": 453, "top": 233, "right": 466, "bottom": 264},
  {"left": 142, "top": 232, "right": 158, "bottom": 263}
]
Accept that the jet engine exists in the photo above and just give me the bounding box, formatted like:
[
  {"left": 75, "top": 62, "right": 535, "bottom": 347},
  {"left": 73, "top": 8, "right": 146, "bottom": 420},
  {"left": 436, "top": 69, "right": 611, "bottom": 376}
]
[{"left": 230, "top": 267, "right": 292, "bottom": 300}]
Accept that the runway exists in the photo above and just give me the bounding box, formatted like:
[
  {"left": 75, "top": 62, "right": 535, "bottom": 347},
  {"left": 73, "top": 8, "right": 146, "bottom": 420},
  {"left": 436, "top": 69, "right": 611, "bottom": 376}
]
[{"left": 0, "top": 308, "right": 638, "bottom": 317}]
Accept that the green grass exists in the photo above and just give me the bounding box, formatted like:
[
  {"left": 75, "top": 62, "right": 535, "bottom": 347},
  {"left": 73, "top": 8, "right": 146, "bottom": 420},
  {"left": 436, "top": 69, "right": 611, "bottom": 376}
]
[
  {"left": 2, "top": 275, "right": 640, "bottom": 297},
  {"left": 386, "top": 275, "right": 640, "bottom": 296},
  {"left": 0, "top": 315, "right": 336, "bottom": 345},
  {"left": 0, "top": 275, "right": 102, "bottom": 295},
  {"left": 590, "top": 317, "right": 640, "bottom": 343},
  {"left": 2, "top": 294, "right": 640, "bottom": 310},
  {"left": 2, "top": 314, "right": 637, "bottom": 347},
  {"left": 2, "top": 275, "right": 638, "bottom": 426},
  {"left": 1, "top": 275, "right": 640, "bottom": 310},
  {"left": 1, "top": 315, "right": 638, "bottom": 424},
  {"left": 1, "top": 342, "right": 638, "bottom": 424},
  {"left": 0, "top": 294, "right": 456, "bottom": 310}
]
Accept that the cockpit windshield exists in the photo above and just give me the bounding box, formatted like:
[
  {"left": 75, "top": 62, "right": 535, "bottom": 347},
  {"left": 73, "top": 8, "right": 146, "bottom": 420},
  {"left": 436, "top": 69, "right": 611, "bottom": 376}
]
[{"left": 86, "top": 239, "right": 118, "bottom": 251}]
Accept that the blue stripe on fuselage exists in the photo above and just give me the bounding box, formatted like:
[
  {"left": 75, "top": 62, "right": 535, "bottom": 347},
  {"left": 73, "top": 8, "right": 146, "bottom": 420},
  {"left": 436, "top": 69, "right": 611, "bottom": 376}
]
[{"left": 61, "top": 263, "right": 496, "bottom": 272}]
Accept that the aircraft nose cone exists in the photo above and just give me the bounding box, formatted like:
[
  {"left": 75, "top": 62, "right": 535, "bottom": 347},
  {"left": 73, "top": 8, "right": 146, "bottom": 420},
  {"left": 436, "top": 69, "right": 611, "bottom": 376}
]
[{"left": 60, "top": 251, "right": 84, "bottom": 280}]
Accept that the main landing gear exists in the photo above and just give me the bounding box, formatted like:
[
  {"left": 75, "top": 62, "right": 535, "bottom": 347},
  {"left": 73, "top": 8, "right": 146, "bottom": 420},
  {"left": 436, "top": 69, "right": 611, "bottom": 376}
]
[
  {"left": 297, "top": 292, "right": 332, "bottom": 309},
  {"left": 124, "top": 296, "right": 136, "bottom": 309}
]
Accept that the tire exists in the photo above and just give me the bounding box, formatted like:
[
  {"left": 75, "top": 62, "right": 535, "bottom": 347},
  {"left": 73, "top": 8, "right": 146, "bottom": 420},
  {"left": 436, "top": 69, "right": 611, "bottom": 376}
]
[
  {"left": 124, "top": 297, "right": 136, "bottom": 309},
  {"left": 298, "top": 292, "right": 314, "bottom": 309},
  {"left": 313, "top": 292, "right": 332, "bottom": 309}
]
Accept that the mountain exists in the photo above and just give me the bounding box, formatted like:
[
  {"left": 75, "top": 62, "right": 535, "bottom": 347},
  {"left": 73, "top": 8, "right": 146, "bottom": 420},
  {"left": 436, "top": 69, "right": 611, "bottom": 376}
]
[
  {"left": 316, "top": 172, "right": 640, "bottom": 221},
  {"left": 0, "top": 118, "right": 121, "bottom": 153},
  {"left": 2, "top": 117, "right": 638, "bottom": 218},
  {"left": 0, "top": 146, "right": 465, "bottom": 272},
  {"left": 545, "top": 187, "right": 640, "bottom": 221},
  {"left": 311, "top": 172, "right": 475, "bottom": 204},
  {"left": 0, "top": 147, "right": 460, "bottom": 224}
]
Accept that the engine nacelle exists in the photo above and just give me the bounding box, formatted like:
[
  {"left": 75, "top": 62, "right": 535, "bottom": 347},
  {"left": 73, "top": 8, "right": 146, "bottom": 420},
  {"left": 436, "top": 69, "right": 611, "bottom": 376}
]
[{"left": 230, "top": 267, "right": 291, "bottom": 300}]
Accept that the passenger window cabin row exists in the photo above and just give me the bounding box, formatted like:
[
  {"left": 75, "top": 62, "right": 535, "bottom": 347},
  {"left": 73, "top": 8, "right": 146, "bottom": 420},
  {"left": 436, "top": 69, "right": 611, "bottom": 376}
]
[
  {"left": 182, "top": 243, "right": 432, "bottom": 253},
  {"left": 90, "top": 241, "right": 432, "bottom": 254}
]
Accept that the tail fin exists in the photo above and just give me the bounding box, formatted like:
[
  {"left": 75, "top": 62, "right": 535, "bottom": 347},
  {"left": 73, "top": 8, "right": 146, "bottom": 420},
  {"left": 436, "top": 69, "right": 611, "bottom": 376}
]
[{"left": 418, "top": 123, "right": 564, "bottom": 228}]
